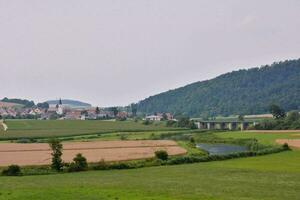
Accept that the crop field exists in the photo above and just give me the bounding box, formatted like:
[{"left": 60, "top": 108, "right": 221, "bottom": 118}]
[
  {"left": 276, "top": 139, "right": 300, "bottom": 148},
  {"left": 0, "top": 120, "right": 178, "bottom": 140},
  {"left": 0, "top": 140, "right": 186, "bottom": 166}
]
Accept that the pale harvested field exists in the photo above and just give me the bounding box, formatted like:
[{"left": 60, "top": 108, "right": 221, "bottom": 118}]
[
  {"left": 0, "top": 140, "right": 186, "bottom": 166},
  {"left": 276, "top": 139, "right": 300, "bottom": 149}
]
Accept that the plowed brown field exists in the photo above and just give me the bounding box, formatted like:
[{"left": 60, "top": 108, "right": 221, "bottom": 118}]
[{"left": 0, "top": 140, "right": 186, "bottom": 166}]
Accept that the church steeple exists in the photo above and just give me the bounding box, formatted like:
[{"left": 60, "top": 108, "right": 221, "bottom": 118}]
[{"left": 59, "top": 98, "right": 62, "bottom": 105}]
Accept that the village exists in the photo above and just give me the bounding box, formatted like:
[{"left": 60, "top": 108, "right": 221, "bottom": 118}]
[{"left": 0, "top": 99, "right": 174, "bottom": 121}]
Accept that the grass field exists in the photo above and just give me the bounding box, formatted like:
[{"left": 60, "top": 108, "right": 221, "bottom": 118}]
[
  {"left": 0, "top": 150, "right": 299, "bottom": 200},
  {"left": 0, "top": 123, "right": 299, "bottom": 199},
  {"left": 0, "top": 120, "right": 178, "bottom": 140},
  {"left": 216, "top": 131, "right": 300, "bottom": 145}
]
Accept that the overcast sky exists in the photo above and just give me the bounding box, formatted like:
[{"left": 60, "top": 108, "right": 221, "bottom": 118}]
[{"left": 1, "top": 0, "right": 300, "bottom": 107}]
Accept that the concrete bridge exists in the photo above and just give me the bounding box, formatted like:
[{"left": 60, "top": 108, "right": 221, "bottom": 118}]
[{"left": 195, "top": 120, "right": 257, "bottom": 131}]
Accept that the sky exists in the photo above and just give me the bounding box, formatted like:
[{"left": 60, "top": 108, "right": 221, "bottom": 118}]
[{"left": 1, "top": 0, "right": 300, "bottom": 107}]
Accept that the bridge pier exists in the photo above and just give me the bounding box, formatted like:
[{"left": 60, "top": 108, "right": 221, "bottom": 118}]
[
  {"left": 228, "top": 122, "right": 237, "bottom": 130},
  {"left": 207, "top": 122, "right": 215, "bottom": 130},
  {"left": 240, "top": 122, "right": 248, "bottom": 131}
]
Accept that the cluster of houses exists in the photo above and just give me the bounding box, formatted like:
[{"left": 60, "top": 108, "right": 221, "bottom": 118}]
[
  {"left": 0, "top": 100, "right": 174, "bottom": 121},
  {"left": 0, "top": 107, "right": 44, "bottom": 118},
  {"left": 0, "top": 103, "right": 116, "bottom": 120}
]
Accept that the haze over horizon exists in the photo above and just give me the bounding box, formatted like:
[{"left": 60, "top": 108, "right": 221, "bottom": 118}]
[{"left": 1, "top": 0, "right": 300, "bottom": 107}]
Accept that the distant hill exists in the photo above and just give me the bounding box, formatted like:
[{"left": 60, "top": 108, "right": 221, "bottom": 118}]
[
  {"left": 0, "top": 101, "right": 23, "bottom": 108},
  {"left": 46, "top": 99, "right": 92, "bottom": 108},
  {"left": 137, "top": 59, "right": 300, "bottom": 117},
  {"left": 1, "top": 97, "right": 34, "bottom": 108}
]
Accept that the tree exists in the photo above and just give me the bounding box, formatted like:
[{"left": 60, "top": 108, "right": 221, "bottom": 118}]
[
  {"left": 269, "top": 104, "right": 286, "bottom": 119},
  {"left": 162, "top": 113, "right": 168, "bottom": 121},
  {"left": 178, "top": 117, "right": 190, "bottom": 128},
  {"left": 287, "top": 111, "right": 300, "bottom": 122},
  {"left": 95, "top": 106, "right": 100, "bottom": 115},
  {"left": 238, "top": 115, "right": 244, "bottom": 121},
  {"left": 2, "top": 165, "right": 22, "bottom": 176},
  {"left": 37, "top": 102, "right": 49, "bottom": 109},
  {"left": 109, "top": 107, "right": 118, "bottom": 117},
  {"left": 68, "top": 153, "right": 88, "bottom": 172},
  {"left": 48, "top": 139, "right": 63, "bottom": 171},
  {"left": 81, "top": 110, "right": 88, "bottom": 116},
  {"left": 131, "top": 103, "right": 137, "bottom": 117},
  {"left": 155, "top": 150, "right": 168, "bottom": 160}
]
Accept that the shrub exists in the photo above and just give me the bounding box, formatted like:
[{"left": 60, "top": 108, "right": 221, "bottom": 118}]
[
  {"left": 143, "top": 120, "right": 152, "bottom": 125},
  {"left": 93, "top": 159, "right": 109, "bottom": 170},
  {"left": 2, "top": 165, "right": 22, "bottom": 176},
  {"left": 120, "top": 134, "right": 128, "bottom": 140},
  {"left": 68, "top": 153, "right": 88, "bottom": 172},
  {"left": 166, "top": 120, "right": 177, "bottom": 127},
  {"left": 155, "top": 150, "right": 168, "bottom": 160},
  {"left": 190, "top": 137, "right": 195, "bottom": 143},
  {"left": 282, "top": 143, "right": 290, "bottom": 150}
]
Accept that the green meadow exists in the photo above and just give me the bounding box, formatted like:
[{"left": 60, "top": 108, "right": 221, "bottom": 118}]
[
  {"left": 216, "top": 131, "right": 300, "bottom": 145},
  {"left": 0, "top": 120, "right": 178, "bottom": 140},
  {"left": 0, "top": 150, "right": 299, "bottom": 200}
]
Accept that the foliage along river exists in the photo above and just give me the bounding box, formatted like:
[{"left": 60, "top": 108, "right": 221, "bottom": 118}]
[{"left": 196, "top": 143, "right": 248, "bottom": 155}]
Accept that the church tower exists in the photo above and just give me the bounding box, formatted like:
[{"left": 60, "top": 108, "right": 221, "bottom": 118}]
[{"left": 56, "top": 98, "right": 64, "bottom": 115}]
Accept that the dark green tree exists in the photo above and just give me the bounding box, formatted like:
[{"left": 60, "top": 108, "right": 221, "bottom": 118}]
[
  {"left": 95, "top": 106, "right": 100, "bottom": 115},
  {"left": 238, "top": 115, "right": 244, "bottom": 121},
  {"left": 131, "top": 103, "right": 138, "bottom": 117},
  {"left": 48, "top": 139, "right": 63, "bottom": 171},
  {"left": 155, "top": 150, "right": 168, "bottom": 160},
  {"left": 68, "top": 153, "right": 88, "bottom": 172},
  {"left": 269, "top": 104, "right": 286, "bottom": 119}
]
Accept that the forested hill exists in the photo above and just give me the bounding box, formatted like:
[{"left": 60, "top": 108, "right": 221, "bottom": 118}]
[{"left": 137, "top": 59, "right": 300, "bottom": 117}]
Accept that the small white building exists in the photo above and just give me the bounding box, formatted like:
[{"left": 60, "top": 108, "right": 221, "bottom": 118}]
[{"left": 145, "top": 115, "right": 162, "bottom": 121}]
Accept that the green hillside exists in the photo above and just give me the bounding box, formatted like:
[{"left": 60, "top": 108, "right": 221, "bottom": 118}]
[{"left": 137, "top": 59, "right": 300, "bottom": 117}]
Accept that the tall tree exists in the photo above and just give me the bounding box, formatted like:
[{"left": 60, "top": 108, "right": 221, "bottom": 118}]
[
  {"left": 95, "top": 106, "right": 100, "bottom": 115},
  {"left": 48, "top": 139, "right": 63, "bottom": 171},
  {"left": 131, "top": 103, "right": 137, "bottom": 117}
]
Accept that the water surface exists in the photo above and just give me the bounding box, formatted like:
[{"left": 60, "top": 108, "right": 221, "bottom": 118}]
[{"left": 196, "top": 143, "right": 248, "bottom": 155}]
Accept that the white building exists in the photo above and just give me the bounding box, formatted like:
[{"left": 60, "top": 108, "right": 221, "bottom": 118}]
[{"left": 145, "top": 115, "right": 162, "bottom": 121}]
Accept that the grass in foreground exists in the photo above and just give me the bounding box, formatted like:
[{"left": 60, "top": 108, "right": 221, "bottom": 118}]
[{"left": 0, "top": 151, "right": 299, "bottom": 200}]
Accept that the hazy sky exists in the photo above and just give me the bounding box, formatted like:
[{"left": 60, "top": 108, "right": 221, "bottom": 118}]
[{"left": 1, "top": 0, "right": 300, "bottom": 107}]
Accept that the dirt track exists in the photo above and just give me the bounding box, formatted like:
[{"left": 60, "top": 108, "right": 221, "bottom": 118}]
[
  {"left": 276, "top": 139, "right": 300, "bottom": 149},
  {"left": 0, "top": 140, "right": 186, "bottom": 166}
]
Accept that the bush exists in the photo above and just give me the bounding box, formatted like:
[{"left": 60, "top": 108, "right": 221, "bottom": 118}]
[
  {"left": 166, "top": 120, "right": 177, "bottom": 127},
  {"left": 190, "top": 137, "right": 195, "bottom": 143},
  {"left": 120, "top": 134, "right": 128, "bottom": 140},
  {"left": 143, "top": 120, "right": 152, "bottom": 125},
  {"left": 93, "top": 159, "right": 109, "bottom": 170},
  {"left": 68, "top": 153, "right": 88, "bottom": 172},
  {"left": 2, "top": 165, "right": 22, "bottom": 176},
  {"left": 155, "top": 150, "right": 169, "bottom": 160},
  {"left": 282, "top": 143, "right": 290, "bottom": 150}
]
